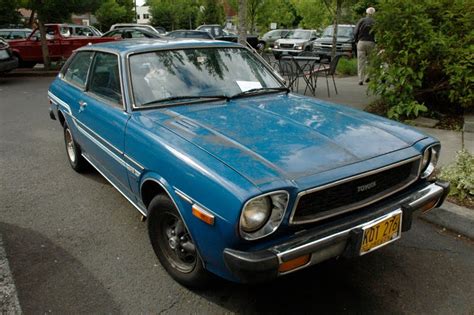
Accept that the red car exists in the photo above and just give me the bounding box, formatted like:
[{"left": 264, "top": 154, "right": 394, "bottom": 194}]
[{"left": 9, "top": 24, "right": 119, "bottom": 67}]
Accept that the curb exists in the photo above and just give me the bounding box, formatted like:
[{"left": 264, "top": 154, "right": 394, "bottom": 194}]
[
  {"left": 464, "top": 114, "right": 474, "bottom": 133},
  {"left": 421, "top": 201, "right": 474, "bottom": 239},
  {"left": 0, "top": 235, "right": 22, "bottom": 314}
]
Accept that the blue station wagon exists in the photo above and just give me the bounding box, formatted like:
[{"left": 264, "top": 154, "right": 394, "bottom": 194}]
[{"left": 48, "top": 39, "right": 449, "bottom": 286}]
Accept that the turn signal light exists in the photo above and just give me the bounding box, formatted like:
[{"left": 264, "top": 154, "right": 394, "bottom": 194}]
[
  {"left": 278, "top": 254, "right": 311, "bottom": 273},
  {"left": 192, "top": 205, "right": 215, "bottom": 225},
  {"left": 420, "top": 199, "right": 439, "bottom": 213}
]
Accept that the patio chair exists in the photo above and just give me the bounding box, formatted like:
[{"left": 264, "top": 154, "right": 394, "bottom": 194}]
[
  {"left": 312, "top": 54, "right": 343, "bottom": 97},
  {"left": 278, "top": 56, "right": 300, "bottom": 91}
]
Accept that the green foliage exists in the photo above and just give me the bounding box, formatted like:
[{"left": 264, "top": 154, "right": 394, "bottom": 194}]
[
  {"left": 291, "top": 0, "right": 331, "bottom": 29},
  {"left": 95, "top": 0, "right": 131, "bottom": 31},
  {"left": 197, "top": 0, "right": 225, "bottom": 25},
  {"left": 149, "top": 0, "right": 199, "bottom": 30},
  {"left": 368, "top": 0, "right": 474, "bottom": 119},
  {"left": 0, "top": 0, "right": 22, "bottom": 26},
  {"left": 256, "top": 0, "right": 297, "bottom": 32},
  {"left": 24, "top": 0, "right": 102, "bottom": 23},
  {"left": 439, "top": 149, "right": 474, "bottom": 200},
  {"left": 336, "top": 57, "right": 357, "bottom": 75}
]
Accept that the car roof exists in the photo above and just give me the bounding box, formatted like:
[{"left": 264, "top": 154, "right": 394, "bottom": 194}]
[
  {"left": 78, "top": 38, "right": 241, "bottom": 55},
  {"left": 0, "top": 28, "right": 32, "bottom": 31}
]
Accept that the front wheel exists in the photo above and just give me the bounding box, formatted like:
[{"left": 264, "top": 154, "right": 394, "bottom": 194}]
[{"left": 148, "top": 195, "right": 212, "bottom": 287}]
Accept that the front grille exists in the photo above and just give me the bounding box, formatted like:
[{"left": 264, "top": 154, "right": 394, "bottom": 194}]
[
  {"left": 290, "top": 158, "right": 420, "bottom": 225},
  {"left": 280, "top": 43, "right": 294, "bottom": 49}
]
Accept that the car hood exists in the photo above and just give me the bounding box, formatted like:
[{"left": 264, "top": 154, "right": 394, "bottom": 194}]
[
  {"left": 277, "top": 38, "right": 308, "bottom": 45},
  {"left": 142, "top": 94, "right": 427, "bottom": 186}
]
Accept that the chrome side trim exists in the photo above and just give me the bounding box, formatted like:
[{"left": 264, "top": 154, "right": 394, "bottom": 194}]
[
  {"left": 82, "top": 153, "right": 147, "bottom": 216},
  {"left": 48, "top": 92, "right": 142, "bottom": 178},
  {"left": 174, "top": 189, "right": 193, "bottom": 204},
  {"left": 124, "top": 153, "right": 145, "bottom": 170},
  {"left": 289, "top": 156, "right": 421, "bottom": 225},
  {"left": 173, "top": 188, "right": 222, "bottom": 220}
]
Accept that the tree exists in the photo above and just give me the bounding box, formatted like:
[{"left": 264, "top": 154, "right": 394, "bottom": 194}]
[
  {"left": 149, "top": 0, "right": 199, "bottom": 30},
  {"left": 237, "top": 0, "right": 247, "bottom": 44},
  {"left": 256, "top": 0, "right": 297, "bottom": 32},
  {"left": 96, "top": 0, "right": 131, "bottom": 31},
  {"left": 291, "top": 0, "right": 331, "bottom": 29},
  {"left": 197, "top": 0, "right": 225, "bottom": 25},
  {"left": 321, "top": 0, "right": 356, "bottom": 59},
  {"left": 0, "top": 0, "right": 22, "bottom": 26}
]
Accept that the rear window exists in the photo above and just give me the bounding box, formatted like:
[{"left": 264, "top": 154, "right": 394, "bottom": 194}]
[{"left": 63, "top": 51, "right": 94, "bottom": 89}]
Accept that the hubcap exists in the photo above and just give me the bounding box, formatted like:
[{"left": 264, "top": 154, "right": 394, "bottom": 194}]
[
  {"left": 65, "top": 128, "right": 76, "bottom": 163},
  {"left": 159, "top": 213, "right": 197, "bottom": 273}
]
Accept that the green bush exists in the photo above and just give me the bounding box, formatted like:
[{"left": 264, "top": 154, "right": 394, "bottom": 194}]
[
  {"left": 336, "top": 57, "right": 357, "bottom": 76},
  {"left": 439, "top": 149, "right": 474, "bottom": 200},
  {"left": 368, "top": 0, "right": 474, "bottom": 119}
]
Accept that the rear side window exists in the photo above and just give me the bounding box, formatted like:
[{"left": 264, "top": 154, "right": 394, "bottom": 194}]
[
  {"left": 63, "top": 51, "right": 94, "bottom": 89},
  {"left": 88, "top": 52, "right": 122, "bottom": 106}
]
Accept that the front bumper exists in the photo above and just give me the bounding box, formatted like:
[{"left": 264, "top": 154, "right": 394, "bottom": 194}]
[
  {"left": 0, "top": 56, "right": 18, "bottom": 73},
  {"left": 223, "top": 181, "right": 449, "bottom": 283},
  {"left": 272, "top": 48, "right": 305, "bottom": 56}
]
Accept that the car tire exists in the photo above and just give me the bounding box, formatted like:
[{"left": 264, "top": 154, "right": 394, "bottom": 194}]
[
  {"left": 148, "top": 194, "right": 212, "bottom": 288},
  {"left": 63, "top": 123, "right": 88, "bottom": 172}
]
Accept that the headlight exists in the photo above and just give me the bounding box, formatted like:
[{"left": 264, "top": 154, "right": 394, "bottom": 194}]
[
  {"left": 420, "top": 144, "right": 440, "bottom": 179},
  {"left": 295, "top": 45, "right": 303, "bottom": 50},
  {"left": 274, "top": 44, "right": 279, "bottom": 49},
  {"left": 342, "top": 43, "right": 352, "bottom": 49},
  {"left": 240, "top": 196, "right": 271, "bottom": 232},
  {"left": 240, "top": 191, "right": 289, "bottom": 240}
]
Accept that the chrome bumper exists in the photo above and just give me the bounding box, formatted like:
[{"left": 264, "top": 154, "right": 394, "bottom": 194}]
[{"left": 223, "top": 181, "right": 449, "bottom": 283}]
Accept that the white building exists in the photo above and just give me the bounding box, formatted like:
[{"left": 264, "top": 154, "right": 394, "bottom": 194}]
[{"left": 137, "top": 6, "right": 151, "bottom": 24}]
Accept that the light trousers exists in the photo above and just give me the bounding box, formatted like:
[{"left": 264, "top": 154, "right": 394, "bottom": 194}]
[{"left": 357, "top": 40, "right": 375, "bottom": 82}]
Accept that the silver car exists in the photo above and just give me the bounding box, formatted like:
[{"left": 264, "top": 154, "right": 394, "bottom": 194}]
[{"left": 272, "top": 29, "right": 319, "bottom": 58}]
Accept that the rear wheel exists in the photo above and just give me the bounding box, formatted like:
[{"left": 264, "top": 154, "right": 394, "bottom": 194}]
[
  {"left": 148, "top": 195, "right": 211, "bottom": 287},
  {"left": 63, "top": 124, "right": 88, "bottom": 172}
]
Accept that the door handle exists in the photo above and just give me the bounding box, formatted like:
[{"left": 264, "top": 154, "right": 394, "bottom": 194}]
[{"left": 79, "top": 100, "right": 87, "bottom": 112}]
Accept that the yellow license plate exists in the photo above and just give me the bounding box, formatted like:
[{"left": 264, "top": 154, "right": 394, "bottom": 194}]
[{"left": 360, "top": 210, "right": 402, "bottom": 255}]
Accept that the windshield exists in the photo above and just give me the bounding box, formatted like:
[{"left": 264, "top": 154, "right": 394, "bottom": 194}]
[
  {"left": 130, "top": 47, "right": 282, "bottom": 107},
  {"left": 322, "top": 26, "right": 353, "bottom": 38},
  {"left": 284, "top": 30, "right": 311, "bottom": 40}
]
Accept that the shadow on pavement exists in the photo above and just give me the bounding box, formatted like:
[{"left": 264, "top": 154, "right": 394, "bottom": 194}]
[{"left": 0, "top": 223, "right": 120, "bottom": 313}]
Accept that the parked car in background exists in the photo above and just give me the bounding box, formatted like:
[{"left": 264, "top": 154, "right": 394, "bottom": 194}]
[
  {"left": 259, "top": 29, "right": 289, "bottom": 49},
  {"left": 48, "top": 39, "right": 449, "bottom": 287},
  {"left": 0, "top": 28, "right": 32, "bottom": 40},
  {"left": 167, "top": 30, "right": 213, "bottom": 40},
  {"left": 65, "top": 24, "right": 102, "bottom": 37},
  {"left": 196, "top": 25, "right": 260, "bottom": 49},
  {"left": 8, "top": 24, "right": 119, "bottom": 67},
  {"left": 110, "top": 24, "right": 165, "bottom": 35},
  {"left": 313, "top": 24, "right": 356, "bottom": 60},
  {"left": 102, "top": 28, "right": 161, "bottom": 39},
  {"left": 272, "top": 29, "right": 319, "bottom": 58},
  {"left": 0, "top": 39, "right": 18, "bottom": 74}
]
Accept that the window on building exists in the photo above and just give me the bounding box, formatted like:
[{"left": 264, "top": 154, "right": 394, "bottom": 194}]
[
  {"left": 143, "top": 14, "right": 150, "bottom": 19},
  {"left": 137, "top": 14, "right": 140, "bottom": 20}
]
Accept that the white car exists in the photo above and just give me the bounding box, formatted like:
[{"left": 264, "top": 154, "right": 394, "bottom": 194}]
[{"left": 110, "top": 24, "right": 165, "bottom": 35}]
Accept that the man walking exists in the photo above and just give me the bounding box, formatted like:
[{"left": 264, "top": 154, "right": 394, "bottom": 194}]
[{"left": 354, "top": 7, "right": 376, "bottom": 85}]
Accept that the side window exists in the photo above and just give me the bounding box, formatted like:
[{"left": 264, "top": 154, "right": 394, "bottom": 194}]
[
  {"left": 63, "top": 51, "right": 94, "bottom": 89},
  {"left": 88, "top": 52, "right": 122, "bottom": 106}
]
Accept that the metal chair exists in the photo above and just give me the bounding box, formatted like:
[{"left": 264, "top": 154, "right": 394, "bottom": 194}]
[{"left": 312, "top": 54, "right": 343, "bottom": 97}]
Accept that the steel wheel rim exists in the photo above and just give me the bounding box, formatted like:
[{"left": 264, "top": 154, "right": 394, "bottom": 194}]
[
  {"left": 65, "top": 128, "right": 76, "bottom": 164},
  {"left": 158, "top": 212, "right": 197, "bottom": 273}
]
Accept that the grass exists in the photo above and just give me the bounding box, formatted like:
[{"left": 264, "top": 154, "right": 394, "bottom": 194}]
[{"left": 336, "top": 57, "right": 357, "bottom": 76}]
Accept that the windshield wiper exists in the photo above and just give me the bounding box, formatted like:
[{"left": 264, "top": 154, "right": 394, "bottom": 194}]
[
  {"left": 229, "top": 87, "right": 289, "bottom": 99},
  {"left": 140, "top": 95, "right": 228, "bottom": 107}
]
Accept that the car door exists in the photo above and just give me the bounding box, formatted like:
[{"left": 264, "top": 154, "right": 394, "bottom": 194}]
[{"left": 77, "top": 51, "right": 132, "bottom": 195}]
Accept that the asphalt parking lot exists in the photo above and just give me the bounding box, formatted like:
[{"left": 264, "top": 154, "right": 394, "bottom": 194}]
[{"left": 1, "top": 76, "right": 473, "bottom": 314}]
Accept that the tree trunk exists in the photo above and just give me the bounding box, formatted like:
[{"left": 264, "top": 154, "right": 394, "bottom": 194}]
[
  {"left": 237, "top": 0, "right": 247, "bottom": 45},
  {"left": 28, "top": 9, "right": 36, "bottom": 28},
  {"left": 38, "top": 18, "right": 51, "bottom": 70},
  {"left": 330, "top": 0, "right": 342, "bottom": 60}
]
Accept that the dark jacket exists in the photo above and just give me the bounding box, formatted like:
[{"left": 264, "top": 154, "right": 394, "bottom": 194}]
[{"left": 354, "top": 16, "right": 375, "bottom": 42}]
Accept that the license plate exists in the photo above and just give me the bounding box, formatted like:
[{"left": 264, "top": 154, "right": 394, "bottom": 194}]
[
  {"left": 0, "top": 50, "right": 9, "bottom": 60},
  {"left": 360, "top": 210, "right": 402, "bottom": 255}
]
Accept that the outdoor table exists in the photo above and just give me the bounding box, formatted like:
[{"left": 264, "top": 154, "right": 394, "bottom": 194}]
[{"left": 280, "top": 55, "right": 323, "bottom": 95}]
